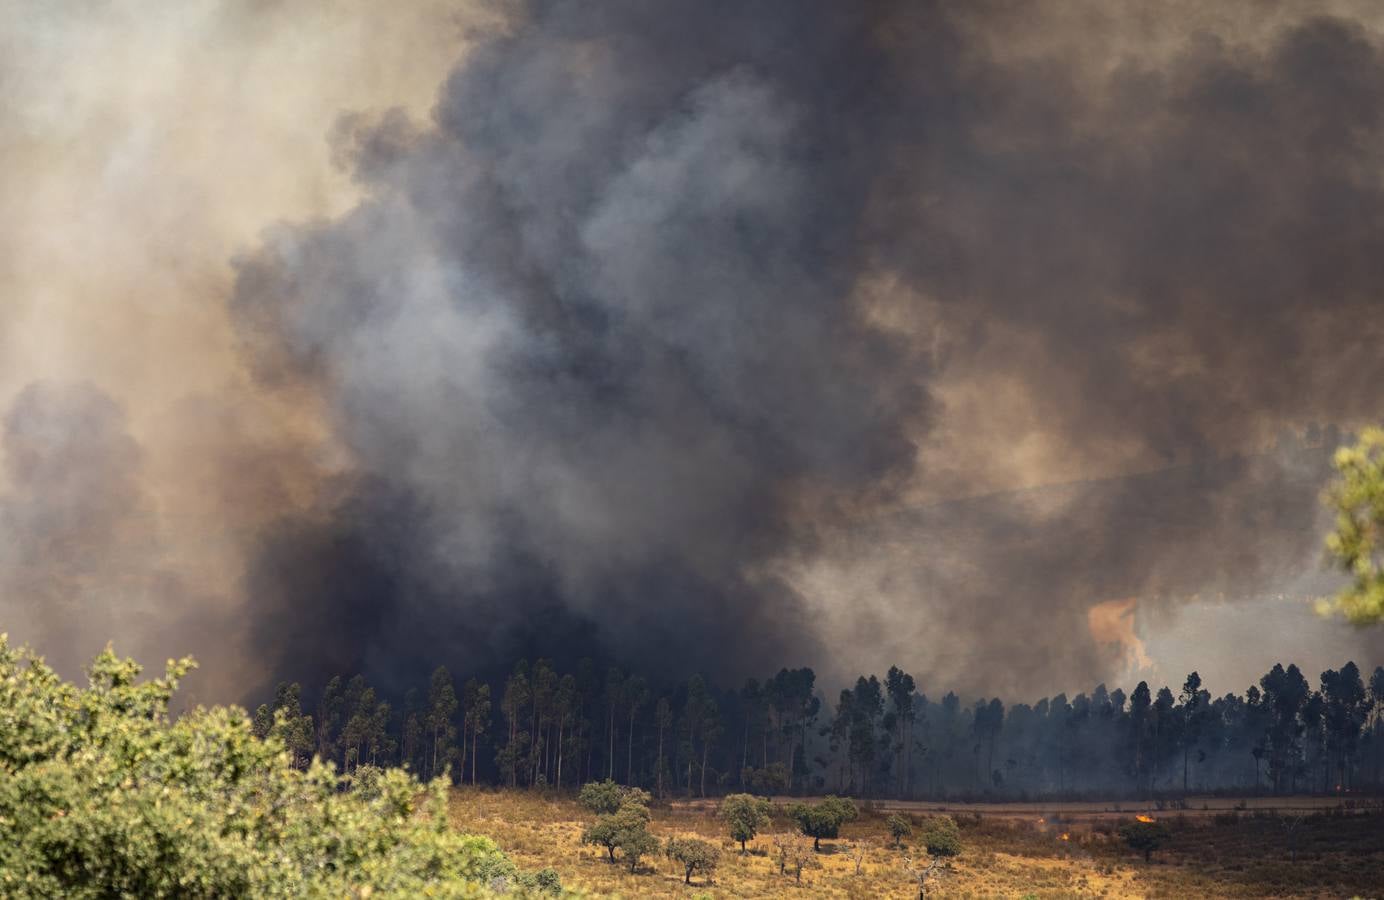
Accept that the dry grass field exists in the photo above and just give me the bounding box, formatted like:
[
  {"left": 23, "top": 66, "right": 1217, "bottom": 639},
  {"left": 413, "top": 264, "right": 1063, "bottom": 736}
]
[{"left": 448, "top": 788, "right": 1384, "bottom": 898}]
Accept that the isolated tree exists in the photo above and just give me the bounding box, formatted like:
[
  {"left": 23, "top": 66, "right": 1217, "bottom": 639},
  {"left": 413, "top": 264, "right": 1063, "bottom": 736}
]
[
  {"left": 720, "top": 793, "right": 772, "bottom": 852},
  {"left": 665, "top": 837, "right": 720, "bottom": 884},
  {"left": 1322, "top": 427, "right": 1384, "bottom": 624},
  {"left": 887, "top": 813, "right": 913, "bottom": 848},
  {"left": 849, "top": 839, "right": 873, "bottom": 876},
  {"left": 787, "top": 795, "right": 857, "bottom": 851},
  {"left": 581, "top": 791, "right": 654, "bottom": 869},
  {"left": 773, "top": 834, "right": 819, "bottom": 884},
  {"left": 616, "top": 824, "right": 659, "bottom": 873},
  {"left": 1120, "top": 818, "right": 1171, "bottom": 862},
  {"left": 921, "top": 815, "right": 961, "bottom": 858}
]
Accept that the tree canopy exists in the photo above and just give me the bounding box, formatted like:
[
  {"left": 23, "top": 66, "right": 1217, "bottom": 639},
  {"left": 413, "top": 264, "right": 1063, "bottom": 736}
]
[
  {"left": 1323, "top": 427, "right": 1384, "bottom": 624},
  {"left": 0, "top": 636, "right": 557, "bottom": 898},
  {"left": 720, "top": 793, "right": 773, "bottom": 851},
  {"left": 787, "top": 796, "right": 858, "bottom": 850}
]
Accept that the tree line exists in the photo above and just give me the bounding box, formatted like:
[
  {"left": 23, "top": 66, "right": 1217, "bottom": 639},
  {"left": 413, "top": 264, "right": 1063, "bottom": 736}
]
[{"left": 253, "top": 657, "right": 1384, "bottom": 800}]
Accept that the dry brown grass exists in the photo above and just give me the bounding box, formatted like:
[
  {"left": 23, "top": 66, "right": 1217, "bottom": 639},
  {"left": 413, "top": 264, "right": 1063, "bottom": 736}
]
[{"left": 448, "top": 789, "right": 1384, "bottom": 899}]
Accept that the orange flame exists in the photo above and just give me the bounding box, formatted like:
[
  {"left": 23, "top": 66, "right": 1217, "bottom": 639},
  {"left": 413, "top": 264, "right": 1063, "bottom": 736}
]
[
  {"left": 1135, "top": 815, "right": 1155, "bottom": 823},
  {"left": 1059, "top": 833, "right": 1070, "bottom": 841}
]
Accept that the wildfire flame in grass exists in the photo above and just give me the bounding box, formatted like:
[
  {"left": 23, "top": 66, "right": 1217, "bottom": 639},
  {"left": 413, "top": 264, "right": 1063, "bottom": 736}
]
[
  {"left": 1059, "top": 833, "right": 1071, "bottom": 842},
  {"left": 1135, "top": 815, "right": 1156, "bottom": 823}
]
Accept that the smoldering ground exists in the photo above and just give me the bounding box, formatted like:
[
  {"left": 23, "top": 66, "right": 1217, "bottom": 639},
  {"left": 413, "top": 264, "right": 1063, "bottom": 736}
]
[{"left": 4, "top": 1, "right": 1384, "bottom": 700}]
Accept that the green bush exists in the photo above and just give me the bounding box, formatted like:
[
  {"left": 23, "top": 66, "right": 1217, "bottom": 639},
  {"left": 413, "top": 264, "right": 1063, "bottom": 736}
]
[
  {"left": 719, "top": 793, "right": 772, "bottom": 851},
  {"left": 577, "top": 779, "right": 650, "bottom": 816},
  {"left": 0, "top": 636, "right": 554, "bottom": 898},
  {"left": 786, "top": 795, "right": 858, "bottom": 851},
  {"left": 922, "top": 815, "right": 962, "bottom": 857},
  {"left": 887, "top": 813, "right": 913, "bottom": 847},
  {"left": 581, "top": 796, "right": 656, "bottom": 872},
  {"left": 664, "top": 837, "right": 720, "bottom": 884}
]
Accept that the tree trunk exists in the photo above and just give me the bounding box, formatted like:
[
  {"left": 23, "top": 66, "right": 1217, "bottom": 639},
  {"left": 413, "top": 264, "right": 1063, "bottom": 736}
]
[{"left": 656, "top": 722, "right": 664, "bottom": 798}]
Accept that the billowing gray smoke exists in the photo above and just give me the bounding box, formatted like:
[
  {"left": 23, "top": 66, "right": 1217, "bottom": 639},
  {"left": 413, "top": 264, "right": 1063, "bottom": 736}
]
[
  {"left": 232, "top": 0, "right": 931, "bottom": 687},
  {"left": 214, "top": 1, "right": 1384, "bottom": 693}
]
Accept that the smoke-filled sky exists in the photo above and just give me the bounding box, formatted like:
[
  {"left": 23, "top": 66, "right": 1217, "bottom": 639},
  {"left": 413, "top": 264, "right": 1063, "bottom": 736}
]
[{"left": 2, "top": 0, "right": 1382, "bottom": 704}]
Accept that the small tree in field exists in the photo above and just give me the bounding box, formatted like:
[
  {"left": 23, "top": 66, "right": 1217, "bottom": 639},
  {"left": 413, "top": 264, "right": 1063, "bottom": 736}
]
[
  {"left": 787, "top": 795, "right": 858, "bottom": 851},
  {"left": 618, "top": 827, "right": 659, "bottom": 873},
  {"left": 582, "top": 796, "right": 657, "bottom": 872},
  {"left": 665, "top": 837, "right": 720, "bottom": 884},
  {"left": 720, "top": 793, "right": 772, "bottom": 852},
  {"left": 887, "top": 813, "right": 913, "bottom": 848},
  {"left": 921, "top": 815, "right": 961, "bottom": 857},
  {"left": 772, "top": 834, "right": 819, "bottom": 884},
  {"left": 1120, "top": 819, "right": 1171, "bottom": 862}
]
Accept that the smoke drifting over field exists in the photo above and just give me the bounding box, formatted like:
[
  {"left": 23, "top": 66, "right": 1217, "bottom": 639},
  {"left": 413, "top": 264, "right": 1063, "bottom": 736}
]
[{"left": 3, "top": 1, "right": 1383, "bottom": 698}]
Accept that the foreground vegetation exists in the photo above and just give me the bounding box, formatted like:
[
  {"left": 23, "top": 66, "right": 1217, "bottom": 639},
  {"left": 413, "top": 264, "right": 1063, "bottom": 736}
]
[
  {"left": 450, "top": 788, "right": 1384, "bottom": 898},
  {"left": 3, "top": 634, "right": 1380, "bottom": 897},
  {"left": 0, "top": 637, "right": 559, "bottom": 898}
]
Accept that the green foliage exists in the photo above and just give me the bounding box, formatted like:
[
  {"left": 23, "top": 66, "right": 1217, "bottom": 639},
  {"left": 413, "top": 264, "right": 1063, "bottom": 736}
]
[
  {"left": 581, "top": 796, "right": 655, "bottom": 872},
  {"left": 786, "top": 795, "right": 857, "bottom": 850},
  {"left": 664, "top": 837, "right": 720, "bottom": 884},
  {"left": 1322, "top": 427, "right": 1384, "bottom": 623},
  {"left": 615, "top": 824, "right": 659, "bottom": 873},
  {"left": 0, "top": 636, "right": 554, "bottom": 899},
  {"left": 719, "top": 793, "right": 772, "bottom": 850},
  {"left": 887, "top": 813, "right": 913, "bottom": 847},
  {"left": 741, "top": 762, "right": 790, "bottom": 794},
  {"left": 1119, "top": 819, "right": 1171, "bottom": 862},
  {"left": 576, "top": 779, "right": 649, "bottom": 816},
  {"left": 921, "top": 815, "right": 962, "bottom": 857}
]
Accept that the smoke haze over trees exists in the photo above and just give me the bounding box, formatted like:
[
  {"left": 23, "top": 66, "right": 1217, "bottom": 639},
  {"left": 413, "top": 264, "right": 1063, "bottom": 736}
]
[
  {"left": 259, "top": 654, "right": 1384, "bottom": 802},
  {"left": 3, "top": 1, "right": 1384, "bottom": 701}
]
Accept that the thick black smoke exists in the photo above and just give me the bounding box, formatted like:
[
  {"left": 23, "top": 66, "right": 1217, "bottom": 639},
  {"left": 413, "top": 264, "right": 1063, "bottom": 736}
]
[{"left": 231, "top": 1, "right": 1384, "bottom": 693}]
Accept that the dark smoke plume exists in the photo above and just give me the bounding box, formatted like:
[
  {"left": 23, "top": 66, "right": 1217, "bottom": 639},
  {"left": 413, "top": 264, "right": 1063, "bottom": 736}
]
[{"left": 227, "top": 1, "right": 1384, "bottom": 694}]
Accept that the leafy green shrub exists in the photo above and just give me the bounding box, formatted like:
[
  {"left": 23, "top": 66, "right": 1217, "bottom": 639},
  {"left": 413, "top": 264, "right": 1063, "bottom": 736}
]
[
  {"left": 887, "top": 813, "right": 913, "bottom": 847},
  {"left": 0, "top": 636, "right": 545, "bottom": 898},
  {"left": 719, "top": 793, "right": 772, "bottom": 851},
  {"left": 582, "top": 796, "right": 656, "bottom": 872},
  {"left": 922, "top": 815, "right": 962, "bottom": 857},
  {"left": 664, "top": 837, "right": 720, "bottom": 884},
  {"left": 786, "top": 795, "right": 858, "bottom": 851},
  {"left": 577, "top": 779, "right": 650, "bottom": 816}
]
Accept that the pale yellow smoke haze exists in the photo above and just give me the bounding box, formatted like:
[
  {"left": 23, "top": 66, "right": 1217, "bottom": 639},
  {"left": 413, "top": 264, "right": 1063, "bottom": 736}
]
[{"left": 0, "top": 1, "right": 478, "bottom": 693}]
